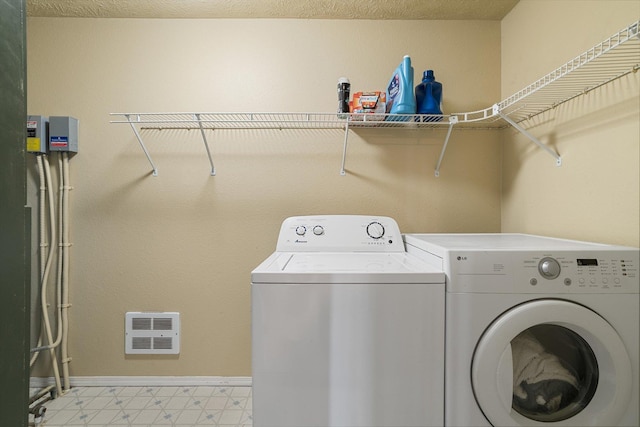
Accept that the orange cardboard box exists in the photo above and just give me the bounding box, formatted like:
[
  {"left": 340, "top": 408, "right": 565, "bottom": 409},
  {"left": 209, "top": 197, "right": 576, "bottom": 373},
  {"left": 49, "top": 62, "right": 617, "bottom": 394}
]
[{"left": 350, "top": 91, "right": 386, "bottom": 121}]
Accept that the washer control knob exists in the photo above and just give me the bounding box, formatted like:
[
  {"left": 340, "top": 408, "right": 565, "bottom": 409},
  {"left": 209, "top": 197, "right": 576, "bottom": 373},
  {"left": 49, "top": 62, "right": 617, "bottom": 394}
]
[
  {"left": 366, "top": 221, "right": 385, "bottom": 240},
  {"left": 295, "top": 225, "right": 306, "bottom": 236},
  {"left": 538, "top": 257, "right": 561, "bottom": 279},
  {"left": 313, "top": 225, "right": 324, "bottom": 236}
]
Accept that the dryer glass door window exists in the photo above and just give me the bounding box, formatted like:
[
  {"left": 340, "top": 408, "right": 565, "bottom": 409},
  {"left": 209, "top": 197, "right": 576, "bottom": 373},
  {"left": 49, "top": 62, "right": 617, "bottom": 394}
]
[
  {"left": 472, "top": 299, "right": 633, "bottom": 427},
  {"left": 511, "top": 324, "right": 599, "bottom": 422}
]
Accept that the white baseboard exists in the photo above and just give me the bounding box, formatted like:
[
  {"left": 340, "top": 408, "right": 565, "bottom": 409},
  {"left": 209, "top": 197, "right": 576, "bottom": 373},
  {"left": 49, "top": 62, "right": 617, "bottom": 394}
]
[{"left": 30, "top": 376, "right": 252, "bottom": 388}]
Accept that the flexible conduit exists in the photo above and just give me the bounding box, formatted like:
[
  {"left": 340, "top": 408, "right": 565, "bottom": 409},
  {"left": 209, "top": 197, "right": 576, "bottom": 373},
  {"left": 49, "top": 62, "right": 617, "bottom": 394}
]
[
  {"left": 30, "top": 155, "right": 46, "bottom": 367},
  {"left": 30, "top": 152, "right": 76, "bottom": 411},
  {"left": 30, "top": 154, "right": 64, "bottom": 397},
  {"left": 29, "top": 155, "right": 56, "bottom": 406}
]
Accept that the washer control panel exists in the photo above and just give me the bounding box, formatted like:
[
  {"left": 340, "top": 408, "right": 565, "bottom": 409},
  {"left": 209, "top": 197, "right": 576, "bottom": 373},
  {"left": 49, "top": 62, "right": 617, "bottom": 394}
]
[
  {"left": 506, "top": 250, "right": 638, "bottom": 294},
  {"left": 404, "top": 233, "right": 639, "bottom": 294},
  {"left": 276, "top": 215, "right": 405, "bottom": 252},
  {"left": 447, "top": 250, "right": 638, "bottom": 293},
  {"left": 522, "top": 253, "right": 637, "bottom": 292}
]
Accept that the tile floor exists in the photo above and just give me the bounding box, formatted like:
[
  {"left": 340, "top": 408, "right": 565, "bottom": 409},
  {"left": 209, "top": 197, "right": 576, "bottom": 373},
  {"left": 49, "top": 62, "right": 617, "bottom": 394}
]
[{"left": 30, "top": 386, "right": 252, "bottom": 426}]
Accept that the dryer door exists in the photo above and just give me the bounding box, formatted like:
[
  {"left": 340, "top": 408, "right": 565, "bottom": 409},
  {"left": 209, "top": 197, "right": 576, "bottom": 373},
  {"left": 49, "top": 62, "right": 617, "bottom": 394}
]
[{"left": 472, "top": 299, "right": 632, "bottom": 426}]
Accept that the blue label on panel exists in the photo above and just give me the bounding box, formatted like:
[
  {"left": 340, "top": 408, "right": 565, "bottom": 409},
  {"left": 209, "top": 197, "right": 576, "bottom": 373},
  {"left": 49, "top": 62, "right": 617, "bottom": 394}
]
[{"left": 50, "top": 136, "right": 68, "bottom": 147}]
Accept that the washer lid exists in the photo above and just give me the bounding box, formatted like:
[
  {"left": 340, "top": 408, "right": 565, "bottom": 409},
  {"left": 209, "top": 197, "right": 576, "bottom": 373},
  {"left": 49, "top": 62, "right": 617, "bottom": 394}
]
[{"left": 252, "top": 252, "right": 445, "bottom": 284}]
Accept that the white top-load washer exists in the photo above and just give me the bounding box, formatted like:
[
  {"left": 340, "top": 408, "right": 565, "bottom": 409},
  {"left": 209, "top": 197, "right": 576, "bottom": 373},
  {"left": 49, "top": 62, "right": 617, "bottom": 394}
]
[
  {"left": 403, "top": 233, "right": 639, "bottom": 427},
  {"left": 252, "top": 215, "right": 446, "bottom": 427}
]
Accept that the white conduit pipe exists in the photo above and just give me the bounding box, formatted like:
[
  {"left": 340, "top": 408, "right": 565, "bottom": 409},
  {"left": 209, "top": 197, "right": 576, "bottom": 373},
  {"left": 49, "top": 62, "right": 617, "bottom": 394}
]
[
  {"left": 56, "top": 153, "right": 64, "bottom": 353},
  {"left": 30, "top": 154, "right": 72, "bottom": 395},
  {"left": 30, "top": 155, "right": 47, "bottom": 367},
  {"left": 29, "top": 155, "right": 57, "bottom": 405},
  {"left": 60, "top": 152, "right": 71, "bottom": 391},
  {"left": 47, "top": 154, "right": 64, "bottom": 360},
  {"left": 29, "top": 158, "right": 66, "bottom": 358},
  {"left": 40, "top": 155, "right": 63, "bottom": 397}
]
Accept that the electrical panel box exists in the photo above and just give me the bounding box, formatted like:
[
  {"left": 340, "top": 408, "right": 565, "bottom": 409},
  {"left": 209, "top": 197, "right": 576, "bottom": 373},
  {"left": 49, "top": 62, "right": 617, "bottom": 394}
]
[
  {"left": 49, "top": 116, "right": 78, "bottom": 153},
  {"left": 26, "top": 115, "right": 49, "bottom": 154}
]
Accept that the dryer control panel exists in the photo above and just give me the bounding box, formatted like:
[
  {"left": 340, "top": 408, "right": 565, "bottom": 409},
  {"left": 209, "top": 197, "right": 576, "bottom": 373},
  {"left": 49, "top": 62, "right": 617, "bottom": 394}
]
[
  {"left": 445, "top": 250, "right": 638, "bottom": 294},
  {"left": 275, "top": 215, "right": 405, "bottom": 252}
]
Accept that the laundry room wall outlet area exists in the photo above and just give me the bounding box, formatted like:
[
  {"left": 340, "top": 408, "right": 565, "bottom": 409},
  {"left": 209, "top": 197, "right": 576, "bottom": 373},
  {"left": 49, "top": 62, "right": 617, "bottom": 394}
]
[{"left": 25, "top": 0, "right": 638, "bottom": 410}]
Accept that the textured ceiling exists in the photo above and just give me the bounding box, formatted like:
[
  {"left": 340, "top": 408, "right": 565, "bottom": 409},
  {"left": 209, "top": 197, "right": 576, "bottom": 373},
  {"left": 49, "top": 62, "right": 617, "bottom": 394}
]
[{"left": 27, "top": 0, "right": 519, "bottom": 20}]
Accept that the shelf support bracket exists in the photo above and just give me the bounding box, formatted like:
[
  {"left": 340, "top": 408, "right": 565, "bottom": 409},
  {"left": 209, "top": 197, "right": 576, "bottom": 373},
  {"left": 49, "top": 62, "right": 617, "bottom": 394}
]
[
  {"left": 195, "top": 114, "right": 216, "bottom": 176},
  {"left": 494, "top": 105, "right": 562, "bottom": 166},
  {"left": 340, "top": 118, "right": 350, "bottom": 176},
  {"left": 434, "top": 115, "right": 458, "bottom": 177},
  {"left": 125, "top": 114, "right": 158, "bottom": 176}
]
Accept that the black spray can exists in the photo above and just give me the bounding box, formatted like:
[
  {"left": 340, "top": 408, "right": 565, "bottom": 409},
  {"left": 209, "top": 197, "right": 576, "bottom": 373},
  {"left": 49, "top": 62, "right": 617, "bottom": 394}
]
[{"left": 337, "top": 77, "right": 350, "bottom": 118}]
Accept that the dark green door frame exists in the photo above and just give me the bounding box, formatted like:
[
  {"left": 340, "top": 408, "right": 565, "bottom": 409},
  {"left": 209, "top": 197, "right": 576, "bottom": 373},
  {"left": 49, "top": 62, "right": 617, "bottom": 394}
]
[{"left": 0, "top": 1, "right": 30, "bottom": 426}]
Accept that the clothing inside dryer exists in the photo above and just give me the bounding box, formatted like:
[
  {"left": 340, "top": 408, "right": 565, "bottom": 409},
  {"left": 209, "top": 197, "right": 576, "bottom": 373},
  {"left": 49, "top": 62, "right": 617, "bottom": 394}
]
[{"left": 511, "top": 324, "right": 599, "bottom": 422}]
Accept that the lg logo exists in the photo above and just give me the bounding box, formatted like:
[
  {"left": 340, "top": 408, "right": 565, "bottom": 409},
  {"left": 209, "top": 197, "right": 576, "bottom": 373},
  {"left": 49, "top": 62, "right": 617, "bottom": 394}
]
[{"left": 457, "top": 256, "right": 468, "bottom": 261}]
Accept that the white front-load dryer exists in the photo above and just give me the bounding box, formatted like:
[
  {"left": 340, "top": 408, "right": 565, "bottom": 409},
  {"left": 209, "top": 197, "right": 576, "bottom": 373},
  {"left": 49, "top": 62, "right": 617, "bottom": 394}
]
[
  {"left": 404, "top": 233, "right": 639, "bottom": 427},
  {"left": 252, "top": 216, "right": 446, "bottom": 427}
]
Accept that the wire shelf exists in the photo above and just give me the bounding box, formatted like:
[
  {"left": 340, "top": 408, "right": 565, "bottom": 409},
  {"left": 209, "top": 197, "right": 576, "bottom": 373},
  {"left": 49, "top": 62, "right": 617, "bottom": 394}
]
[
  {"left": 111, "top": 21, "right": 640, "bottom": 176},
  {"left": 110, "top": 112, "right": 461, "bottom": 129},
  {"left": 497, "top": 21, "right": 640, "bottom": 123}
]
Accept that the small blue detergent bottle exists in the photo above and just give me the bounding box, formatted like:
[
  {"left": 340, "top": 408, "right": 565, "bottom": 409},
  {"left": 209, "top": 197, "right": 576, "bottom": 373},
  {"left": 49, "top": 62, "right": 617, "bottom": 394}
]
[
  {"left": 415, "top": 70, "right": 443, "bottom": 119},
  {"left": 386, "top": 55, "right": 416, "bottom": 120}
]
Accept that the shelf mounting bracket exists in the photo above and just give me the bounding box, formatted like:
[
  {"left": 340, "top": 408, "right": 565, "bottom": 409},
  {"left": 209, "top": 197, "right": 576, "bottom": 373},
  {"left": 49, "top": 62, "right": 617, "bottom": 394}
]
[
  {"left": 340, "top": 118, "right": 349, "bottom": 176},
  {"left": 195, "top": 114, "right": 216, "bottom": 176},
  {"left": 125, "top": 114, "right": 158, "bottom": 176},
  {"left": 494, "top": 105, "right": 562, "bottom": 166},
  {"left": 434, "top": 115, "right": 458, "bottom": 177}
]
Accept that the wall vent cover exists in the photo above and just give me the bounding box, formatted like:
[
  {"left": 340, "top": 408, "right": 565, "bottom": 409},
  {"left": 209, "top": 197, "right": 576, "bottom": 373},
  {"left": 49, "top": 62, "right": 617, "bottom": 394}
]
[{"left": 125, "top": 312, "right": 180, "bottom": 355}]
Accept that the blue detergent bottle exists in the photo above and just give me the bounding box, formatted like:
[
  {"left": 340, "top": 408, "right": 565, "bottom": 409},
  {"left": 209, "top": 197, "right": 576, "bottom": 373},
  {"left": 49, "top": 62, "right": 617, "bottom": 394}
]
[
  {"left": 415, "top": 70, "right": 443, "bottom": 118},
  {"left": 386, "top": 55, "right": 416, "bottom": 120}
]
